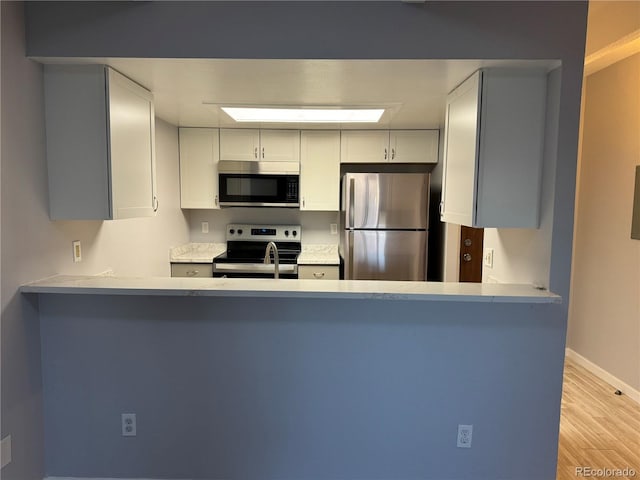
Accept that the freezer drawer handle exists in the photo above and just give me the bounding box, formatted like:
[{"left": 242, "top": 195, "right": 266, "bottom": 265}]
[
  {"left": 186, "top": 270, "right": 199, "bottom": 276},
  {"left": 313, "top": 272, "right": 325, "bottom": 279}
]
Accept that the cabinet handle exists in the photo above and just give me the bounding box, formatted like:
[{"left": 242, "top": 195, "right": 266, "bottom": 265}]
[
  {"left": 254, "top": 147, "right": 258, "bottom": 158},
  {"left": 215, "top": 195, "right": 218, "bottom": 206},
  {"left": 262, "top": 147, "right": 265, "bottom": 158},
  {"left": 384, "top": 148, "right": 388, "bottom": 160},
  {"left": 439, "top": 201, "right": 444, "bottom": 215},
  {"left": 153, "top": 196, "right": 159, "bottom": 212},
  {"left": 302, "top": 197, "right": 305, "bottom": 208},
  {"left": 313, "top": 272, "right": 325, "bottom": 279},
  {"left": 391, "top": 148, "right": 396, "bottom": 160},
  {"left": 186, "top": 270, "right": 199, "bottom": 277}
]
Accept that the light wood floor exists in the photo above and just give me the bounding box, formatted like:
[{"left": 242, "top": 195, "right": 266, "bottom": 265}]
[{"left": 557, "top": 358, "right": 640, "bottom": 479}]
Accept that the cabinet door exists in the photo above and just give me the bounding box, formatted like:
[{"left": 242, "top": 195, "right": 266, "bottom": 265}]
[
  {"left": 389, "top": 130, "right": 439, "bottom": 164},
  {"left": 298, "top": 265, "right": 340, "bottom": 280},
  {"left": 219, "top": 129, "right": 260, "bottom": 161},
  {"left": 260, "top": 130, "right": 300, "bottom": 162},
  {"left": 440, "top": 71, "right": 482, "bottom": 227},
  {"left": 300, "top": 131, "right": 340, "bottom": 211},
  {"left": 179, "top": 128, "right": 220, "bottom": 209},
  {"left": 171, "top": 263, "right": 213, "bottom": 277},
  {"left": 340, "top": 130, "right": 389, "bottom": 163},
  {"left": 108, "top": 68, "right": 157, "bottom": 219}
]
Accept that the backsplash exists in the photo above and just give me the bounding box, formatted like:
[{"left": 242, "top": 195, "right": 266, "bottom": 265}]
[{"left": 189, "top": 209, "right": 340, "bottom": 245}]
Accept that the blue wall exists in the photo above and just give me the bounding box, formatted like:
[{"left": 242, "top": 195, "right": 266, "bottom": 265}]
[
  {"left": 2, "top": 2, "right": 588, "bottom": 478},
  {"left": 39, "top": 294, "right": 566, "bottom": 479}
]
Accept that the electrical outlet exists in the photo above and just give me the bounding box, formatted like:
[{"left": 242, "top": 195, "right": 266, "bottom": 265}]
[
  {"left": 72, "top": 240, "right": 82, "bottom": 263},
  {"left": 201, "top": 222, "right": 209, "bottom": 234},
  {"left": 457, "top": 424, "right": 473, "bottom": 448},
  {"left": 121, "top": 413, "right": 137, "bottom": 437},
  {"left": 483, "top": 248, "right": 494, "bottom": 268},
  {"left": 330, "top": 223, "right": 338, "bottom": 235}
]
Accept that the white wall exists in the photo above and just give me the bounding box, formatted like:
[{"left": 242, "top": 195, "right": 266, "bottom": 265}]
[
  {"left": 189, "top": 209, "right": 339, "bottom": 245},
  {"left": 1, "top": 4, "right": 190, "bottom": 478},
  {"left": 481, "top": 69, "right": 560, "bottom": 288},
  {"left": 567, "top": 53, "right": 640, "bottom": 391}
]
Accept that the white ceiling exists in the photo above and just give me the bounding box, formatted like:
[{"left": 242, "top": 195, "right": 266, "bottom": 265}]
[{"left": 35, "top": 58, "right": 559, "bottom": 129}]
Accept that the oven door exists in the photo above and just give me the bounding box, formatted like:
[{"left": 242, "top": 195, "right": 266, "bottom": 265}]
[
  {"left": 218, "top": 174, "right": 299, "bottom": 207},
  {"left": 213, "top": 262, "right": 298, "bottom": 279}
]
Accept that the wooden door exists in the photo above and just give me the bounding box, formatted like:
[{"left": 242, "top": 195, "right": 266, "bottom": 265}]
[{"left": 459, "top": 226, "right": 484, "bottom": 282}]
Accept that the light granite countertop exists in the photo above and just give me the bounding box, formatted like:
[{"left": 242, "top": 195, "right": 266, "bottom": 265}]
[
  {"left": 171, "top": 243, "right": 340, "bottom": 266},
  {"left": 297, "top": 245, "right": 340, "bottom": 265},
  {"left": 169, "top": 243, "right": 226, "bottom": 263},
  {"left": 21, "top": 275, "right": 561, "bottom": 304}
]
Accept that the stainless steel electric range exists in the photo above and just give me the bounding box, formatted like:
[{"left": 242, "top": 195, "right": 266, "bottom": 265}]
[{"left": 212, "top": 224, "right": 301, "bottom": 279}]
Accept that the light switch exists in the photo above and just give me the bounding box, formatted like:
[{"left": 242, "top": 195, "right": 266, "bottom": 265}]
[
  {"left": 72, "top": 241, "right": 82, "bottom": 263},
  {"left": 201, "top": 222, "right": 209, "bottom": 234}
]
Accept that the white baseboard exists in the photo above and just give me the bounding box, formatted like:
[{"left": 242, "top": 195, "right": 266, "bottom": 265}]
[{"left": 565, "top": 348, "right": 640, "bottom": 404}]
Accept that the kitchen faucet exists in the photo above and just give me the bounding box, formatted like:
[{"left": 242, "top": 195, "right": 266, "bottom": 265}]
[{"left": 263, "top": 241, "right": 279, "bottom": 279}]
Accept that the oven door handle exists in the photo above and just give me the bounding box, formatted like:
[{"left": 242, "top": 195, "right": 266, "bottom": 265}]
[{"left": 213, "top": 263, "right": 298, "bottom": 274}]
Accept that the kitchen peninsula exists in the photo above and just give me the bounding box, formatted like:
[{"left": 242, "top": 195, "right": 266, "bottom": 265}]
[
  {"left": 22, "top": 275, "right": 560, "bottom": 302},
  {"left": 23, "top": 275, "right": 564, "bottom": 480}
]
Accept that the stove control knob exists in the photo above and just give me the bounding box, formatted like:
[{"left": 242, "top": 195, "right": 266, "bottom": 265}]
[
  {"left": 238, "top": 229, "right": 243, "bottom": 235},
  {"left": 292, "top": 230, "right": 297, "bottom": 237},
  {"left": 229, "top": 229, "right": 235, "bottom": 235},
  {"left": 285, "top": 230, "right": 289, "bottom": 236}
]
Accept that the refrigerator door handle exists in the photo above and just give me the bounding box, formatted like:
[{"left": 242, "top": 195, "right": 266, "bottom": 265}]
[
  {"left": 348, "top": 230, "right": 354, "bottom": 278},
  {"left": 349, "top": 177, "right": 355, "bottom": 227}
]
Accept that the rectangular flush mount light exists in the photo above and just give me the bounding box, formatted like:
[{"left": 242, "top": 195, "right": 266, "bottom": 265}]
[{"left": 221, "top": 107, "right": 384, "bottom": 123}]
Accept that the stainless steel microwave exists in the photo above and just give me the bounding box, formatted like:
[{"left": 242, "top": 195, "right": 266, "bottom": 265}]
[{"left": 218, "top": 160, "right": 299, "bottom": 207}]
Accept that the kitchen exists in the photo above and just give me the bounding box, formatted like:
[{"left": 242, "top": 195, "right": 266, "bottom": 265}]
[
  {"left": 2, "top": 2, "right": 587, "bottom": 480},
  {"left": 39, "top": 58, "right": 554, "bottom": 285}
]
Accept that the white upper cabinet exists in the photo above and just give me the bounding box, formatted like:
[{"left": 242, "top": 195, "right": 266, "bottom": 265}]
[
  {"left": 300, "top": 131, "right": 340, "bottom": 211},
  {"left": 44, "top": 65, "right": 157, "bottom": 220},
  {"left": 341, "top": 130, "right": 438, "bottom": 163},
  {"left": 389, "top": 130, "right": 439, "bottom": 164},
  {"left": 260, "top": 130, "right": 301, "bottom": 162},
  {"left": 179, "top": 128, "right": 220, "bottom": 209},
  {"left": 440, "top": 69, "right": 547, "bottom": 228},
  {"left": 219, "top": 129, "right": 260, "bottom": 161},
  {"left": 340, "top": 130, "right": 390, "bottom": 163},
  {"left": 219, "top": 129, "right": 300, "bottom": 162}
]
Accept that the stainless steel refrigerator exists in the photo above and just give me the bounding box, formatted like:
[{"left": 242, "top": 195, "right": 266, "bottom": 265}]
[{"left": 340, "top": 173, "right": 430, "bottom": 281}]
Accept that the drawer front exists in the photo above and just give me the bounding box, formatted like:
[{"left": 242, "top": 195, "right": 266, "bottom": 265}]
[
  {"left": 298, "top": 265, "right": 339, "bottom": 280},
  {"left": 171, "top": 263, "right": 213, "bottom": 278}
]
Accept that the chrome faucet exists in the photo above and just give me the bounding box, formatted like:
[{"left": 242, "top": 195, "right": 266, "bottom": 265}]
[{"left": 263, "top": 241, "right": 280, "bottom": 279}]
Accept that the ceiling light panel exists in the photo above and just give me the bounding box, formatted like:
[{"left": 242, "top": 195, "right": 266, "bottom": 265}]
[{"left": 221, "top": 107, "right": 385, "bottom": 123}]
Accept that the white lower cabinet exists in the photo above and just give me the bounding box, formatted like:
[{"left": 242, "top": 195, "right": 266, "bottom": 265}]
[
  {"left": 179, "top": 128, "right": 220, "bottom": 209},
  {"left": 171, "top": 263, "right": 213, "bottom": 278},
  {"left": 300, "top": 131, "right": 340, "bottom": 211},
  {"left": 298, "top": 265, "right": 340, "bottom": 280}
]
